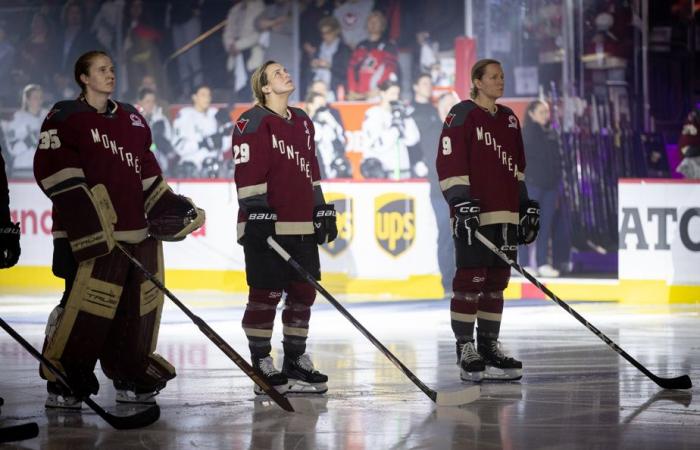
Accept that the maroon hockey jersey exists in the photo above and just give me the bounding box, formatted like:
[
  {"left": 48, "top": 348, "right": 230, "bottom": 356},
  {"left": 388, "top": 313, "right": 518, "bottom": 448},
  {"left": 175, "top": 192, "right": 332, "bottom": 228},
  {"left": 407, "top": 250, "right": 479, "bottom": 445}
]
[
  {"left": 233, "top": 105, "right": 322, "bottom": 238},
  {"left": 34, "top": 98, "right": 161, "bottom": 243},
  {"left": 436, "top": 100, "right": 526, "bottom": 225},
  {"left": 0, "top": 147, "right": 9, "bottom": 223}
]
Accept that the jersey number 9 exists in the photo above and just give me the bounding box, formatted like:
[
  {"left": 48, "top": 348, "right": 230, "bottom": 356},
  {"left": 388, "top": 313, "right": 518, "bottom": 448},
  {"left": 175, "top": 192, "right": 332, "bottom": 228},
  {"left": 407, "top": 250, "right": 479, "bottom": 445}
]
[
  {"left": 39, "top": 129, "right": 61, "bottom": 150},
  {"left": 441, "top": 136, "right": 452, "bottom": 155},
  {"left": 233, "top": 143, "right": 250, "bottom": 165}
]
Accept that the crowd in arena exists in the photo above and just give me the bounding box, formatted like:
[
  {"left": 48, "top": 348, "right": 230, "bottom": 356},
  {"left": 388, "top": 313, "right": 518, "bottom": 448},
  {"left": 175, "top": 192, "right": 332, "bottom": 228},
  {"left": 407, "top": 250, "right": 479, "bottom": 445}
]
[{"left": 0, "top": 0, "right": 461, "bottom": 180}]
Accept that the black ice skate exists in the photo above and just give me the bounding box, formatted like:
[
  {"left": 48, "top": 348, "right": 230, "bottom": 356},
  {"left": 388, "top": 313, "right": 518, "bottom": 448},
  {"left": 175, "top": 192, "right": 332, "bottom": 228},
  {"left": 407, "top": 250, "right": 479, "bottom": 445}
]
[
  {"left": 478, "top": 339, "right": 523, "bottom": 381},
  {"left": 282, "top": 354, "right": 328, "bottom": 394},
  {"left": 252, "top": 355, "right": 289, "bottom": 395},
  {"left": 114, "top": 379, "right": 166, "bottom": 405},
  {"left": 45, "top": 382, "right": 82, "bottom": 410},
  {"left": 457, "top": 341, "right": 485, "bottom": 382}
]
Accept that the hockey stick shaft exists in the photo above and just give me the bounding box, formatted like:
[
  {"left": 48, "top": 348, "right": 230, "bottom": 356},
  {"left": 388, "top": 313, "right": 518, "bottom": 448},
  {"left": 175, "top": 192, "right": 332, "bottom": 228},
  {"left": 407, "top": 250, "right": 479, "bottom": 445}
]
[
  {"left": 266, "top": 237, "right": 439, "bottom": 403},
  {"left": 115, "top": 243, "right": 294, "bottom": 412},
  {"left": 474, "top": 231, "right": 692, "bottom": 390},
  {"left": 0, "top": 317, "right": 160, "bottom": 429}
]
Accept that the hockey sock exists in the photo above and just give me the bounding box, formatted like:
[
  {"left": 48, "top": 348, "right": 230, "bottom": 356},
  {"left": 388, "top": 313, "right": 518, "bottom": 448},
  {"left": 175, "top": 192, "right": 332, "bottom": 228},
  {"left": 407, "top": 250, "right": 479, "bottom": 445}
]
[
  {"left": 450, "top": 291, "right": 480, "bottom": 342},
  {"left": 477, "top": 290, "right": 504, "bottom": 341},
  {"left": 242, "top": 288, "right": 283, "bottom": 357},
  {"left": 281, "top": 281, "right": 315, "bottom": 358}
]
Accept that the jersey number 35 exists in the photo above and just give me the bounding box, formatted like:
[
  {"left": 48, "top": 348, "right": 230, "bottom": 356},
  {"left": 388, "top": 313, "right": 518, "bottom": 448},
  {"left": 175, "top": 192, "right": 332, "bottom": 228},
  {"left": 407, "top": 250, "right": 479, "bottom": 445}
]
[{"left": 38, "top": 129, "right": 61, "bottom": 150}]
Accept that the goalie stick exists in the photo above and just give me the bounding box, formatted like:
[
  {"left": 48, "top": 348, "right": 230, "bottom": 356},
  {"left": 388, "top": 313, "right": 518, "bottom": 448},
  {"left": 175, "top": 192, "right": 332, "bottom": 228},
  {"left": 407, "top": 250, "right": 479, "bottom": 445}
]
[
  {"left": 474, "top": 231, "right": 692, "bottom": 390},
  {"left": 0, "top": 317, "right": 160, "bottom": 429},
  {"left": 115, "top": 243, "right": 295, "bottom": 412},
  {"left": 267, "top": 237, "right": 480, "bottom": 407}
]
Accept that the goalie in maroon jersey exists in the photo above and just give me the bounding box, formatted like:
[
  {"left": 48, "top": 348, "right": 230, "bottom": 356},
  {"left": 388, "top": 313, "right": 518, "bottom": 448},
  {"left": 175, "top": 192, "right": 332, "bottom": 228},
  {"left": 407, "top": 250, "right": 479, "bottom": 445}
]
[
  {"left": 233, "top": 61, "right": 337, "bottom": 395},
  {"left": 33, "top": 51, "right": 204, "bottom": 409},
  {"left": 436, "top": 59, "right": 540, "bottom": 382}
]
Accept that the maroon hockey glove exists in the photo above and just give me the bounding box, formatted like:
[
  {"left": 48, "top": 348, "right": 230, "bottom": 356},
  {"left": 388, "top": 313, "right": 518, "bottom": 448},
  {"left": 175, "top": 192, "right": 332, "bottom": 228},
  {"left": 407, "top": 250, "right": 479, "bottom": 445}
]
[
  {"left": 452, "top": 199, "right": 480, "bottom": 245},
  {"left": 313, "top": 204, "right": 338, "bottom": 245},
  {"left": 244, "top": 207, "right": 277, "bottom": 249},
  {"left": 518, "top": 199, "right": 540, "bottom": 245},
  {"left": 0, "top": 221, "right": 20, "bottom": 268}
]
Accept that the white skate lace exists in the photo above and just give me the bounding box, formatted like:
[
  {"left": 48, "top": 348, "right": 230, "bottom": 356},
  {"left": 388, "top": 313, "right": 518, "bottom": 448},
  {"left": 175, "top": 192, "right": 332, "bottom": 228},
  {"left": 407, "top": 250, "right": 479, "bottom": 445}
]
[
  {"left": 257, "top": 356, "right": 280, "bottom": 376},
  {"left": 460, "top": 342, "right": 482, "bottom": 364},
  {"left": 488, "top": 341, "right": 508, "bottom": 360},
  {"left": 296, "top": 354, "right": 316, "bottom": 372}
]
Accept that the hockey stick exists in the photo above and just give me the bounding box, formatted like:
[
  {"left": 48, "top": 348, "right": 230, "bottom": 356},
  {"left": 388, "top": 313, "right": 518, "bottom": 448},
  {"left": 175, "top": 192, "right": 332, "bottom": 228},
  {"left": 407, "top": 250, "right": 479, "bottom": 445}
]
[
  {"left": 267, "top": 237, "right": 480, "bottom": 406},
  {"left": 474, "top": 231, "right": 692, "bottom": 390},
  {"left": 0, "top": 422, "right": 39, "bottom": 443},
  {"left": 0, "top": 317, "right": 160, "bottom": 429},
  {"left": 115, "top": 243, "right": 295, "bottom": 412}
]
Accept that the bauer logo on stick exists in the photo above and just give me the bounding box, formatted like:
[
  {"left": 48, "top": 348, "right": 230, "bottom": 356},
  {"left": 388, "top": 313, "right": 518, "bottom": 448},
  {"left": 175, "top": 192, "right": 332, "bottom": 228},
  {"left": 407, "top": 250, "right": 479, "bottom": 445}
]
[{"left": 374, "top": 193, "right": 415, "bottom": 257}]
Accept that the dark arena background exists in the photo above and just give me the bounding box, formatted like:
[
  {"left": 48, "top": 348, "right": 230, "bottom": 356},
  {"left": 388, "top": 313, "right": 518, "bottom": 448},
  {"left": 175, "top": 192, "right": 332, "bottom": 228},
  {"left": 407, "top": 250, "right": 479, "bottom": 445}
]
[{"left": 0, "top": 1, "right": 698, "bottom": 448}]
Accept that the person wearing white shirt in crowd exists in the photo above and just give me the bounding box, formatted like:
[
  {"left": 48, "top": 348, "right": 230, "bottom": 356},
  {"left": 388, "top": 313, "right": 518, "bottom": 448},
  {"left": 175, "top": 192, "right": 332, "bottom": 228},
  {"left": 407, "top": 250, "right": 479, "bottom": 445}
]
[
  {"left": 2, "top": 84, "right": 48, "bottom": 177},
  {"left": 360, "top": 80, "right": 420, "bottom": 179},
  {"left": 172, "top": 85, "right": 220, "bottom": 177},
  {"left": 136, "top": 87, "right": 175, "bottom": 174}
]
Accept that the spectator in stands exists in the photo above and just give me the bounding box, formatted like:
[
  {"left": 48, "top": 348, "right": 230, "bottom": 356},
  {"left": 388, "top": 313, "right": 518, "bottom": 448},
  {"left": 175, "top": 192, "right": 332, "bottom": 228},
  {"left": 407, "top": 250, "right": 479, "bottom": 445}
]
[
  {"left": 91, "top": 0, "right": 125, "bottom": 56},
  {"left": 360, "top": 80, "right": 419, "bottom": 179},
  {"left": 136, "top": 87, "right": 176, "bottom": 175},
  {"left": 311, "top": 16, "right": 351, "bottom": 102},
  {"left": 55, "top": 1, "right": 95, "bottom": 100},
  {"left": 333, "top": 0, "right": 373, "bottom": 49},
  {"left": 436, "top": 90, "right": 460, "bottom": 122},
  {"left": 172, "top": 85, "right": 223, "bottom": 178},
  {"left": 123, "top": 0, "right": 168, "bottom": 101},
  {"left": 0, "top": 21, "right": 16, "bottom": 104},
  {"left": 256, "top": 0, "right": 296, "bottom": 100},
  {"left": 677, "top": 106, "right": 700, "bottom": 179},
  {"left": 167, "top": 1, "right": 205, "bottom": 101},
  {"left": 347, "top": 10, "right": 399, "bottom": 101},
  {"left": 15, "top": 13, "right": 56, "bottom": 94},
  {"left": 518, "top": 100, "right": 563, "bottom": 277},
  {"left": 1, "top": 84, "right": 47, "bottom": 178},
  {"left": 409, "top": 73, "right": 452, "bottom": 294},
  {"left": 306, "top": 91, "right": 351, "bottom": 179},
  {"left": 223, "top": 0, "right": 265, "bottom": 102},
  {"left": 299, "top": 0, "right": 334, "bottom": 98},
  {"left": 308, "top": 80, "right": 344, "bottom": 125}
]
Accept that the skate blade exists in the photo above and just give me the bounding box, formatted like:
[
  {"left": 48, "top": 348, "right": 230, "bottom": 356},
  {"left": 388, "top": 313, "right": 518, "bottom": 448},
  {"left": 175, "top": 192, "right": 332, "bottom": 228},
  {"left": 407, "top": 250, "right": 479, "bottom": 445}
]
[
  {"left": 45, "top": 396, "right": 82, "bottom": 411},
  {"left": 286, "top": 379, "right": 328, "bottom": 395},
  {"left": 115, "top": 391, "right": 158, "bottom": 405},
  {"left": 254, "top": 383, "right": 289, "bottom": 396},
  {"left": 483, "top": 366, "right": 522, "bottom": 381},
  {"left": 460, "top": 369, "right": 484, "bottom": 382}
]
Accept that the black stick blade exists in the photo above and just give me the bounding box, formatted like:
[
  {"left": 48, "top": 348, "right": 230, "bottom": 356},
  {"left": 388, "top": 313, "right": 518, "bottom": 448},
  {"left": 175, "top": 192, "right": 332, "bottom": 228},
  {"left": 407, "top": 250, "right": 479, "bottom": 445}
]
[
  {"left": 0, "top": 422, "right": 39, "bottom": 443},
  {"left": 95, "top": 401, "right": 160, "bottom": 430},
  {"left": 654, "top": 374, "right": 692, "bottom": 390}
]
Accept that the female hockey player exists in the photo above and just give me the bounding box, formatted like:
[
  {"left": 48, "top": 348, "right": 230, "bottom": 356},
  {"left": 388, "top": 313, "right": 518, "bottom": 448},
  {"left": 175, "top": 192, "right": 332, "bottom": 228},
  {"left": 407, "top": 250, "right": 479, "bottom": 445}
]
[
  {"left": 233, "top": 60, "right": 337, "bottom": 395},
  {"left": 33, "top": 50, "right": 204, "bottom": 409},
  {"left": 436, "top": 58, "right": 540, "bottom": 382}
]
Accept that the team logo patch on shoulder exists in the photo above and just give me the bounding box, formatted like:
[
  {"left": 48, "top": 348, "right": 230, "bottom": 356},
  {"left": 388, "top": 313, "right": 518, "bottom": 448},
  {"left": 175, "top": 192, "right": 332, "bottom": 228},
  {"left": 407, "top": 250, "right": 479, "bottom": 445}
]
[
  {"left": 130, "top": 113, "right": 145, "bottom": 128},
  {"left": 236, "top": 118, "right": 250, "bottom": 134},
  {"left": 444, "top": 113, "right": 456, "bottom": 127},
  {"left": 508, "top": 115, "right": 518, "bottom": 129},
  {"left": 46, "top": 108, "right": 60, "bottom": 120}
]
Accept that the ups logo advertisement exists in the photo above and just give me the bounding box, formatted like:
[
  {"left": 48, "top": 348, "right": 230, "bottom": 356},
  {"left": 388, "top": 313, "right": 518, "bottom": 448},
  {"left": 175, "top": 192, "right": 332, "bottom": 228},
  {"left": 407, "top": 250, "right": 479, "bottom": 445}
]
[
  {"left": 374, "top": 193, "right": 415, "bottom": 257},
  {"left": 321, "top": 193, "right": 353, "bottom": 256}
]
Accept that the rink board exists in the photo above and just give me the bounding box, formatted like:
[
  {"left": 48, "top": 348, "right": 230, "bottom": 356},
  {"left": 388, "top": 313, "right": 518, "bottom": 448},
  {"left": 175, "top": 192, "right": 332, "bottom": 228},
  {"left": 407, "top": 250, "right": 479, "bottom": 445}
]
[{"left": 2, "top": 179, "right": 699, "bottom": 303}]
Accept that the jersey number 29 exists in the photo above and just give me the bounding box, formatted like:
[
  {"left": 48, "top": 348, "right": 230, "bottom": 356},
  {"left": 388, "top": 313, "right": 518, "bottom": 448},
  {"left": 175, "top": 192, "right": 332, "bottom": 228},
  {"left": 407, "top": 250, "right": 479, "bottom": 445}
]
[{"left": 233, "top": 143, "right": 250, "bottom": 165}]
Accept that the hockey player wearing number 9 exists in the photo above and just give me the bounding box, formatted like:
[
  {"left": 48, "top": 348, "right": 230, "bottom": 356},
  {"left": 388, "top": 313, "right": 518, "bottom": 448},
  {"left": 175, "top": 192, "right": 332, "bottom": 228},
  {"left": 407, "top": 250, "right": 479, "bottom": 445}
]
[
  {"left": 436, "top": 59, "right": 540, "bottom": 382},
  {"left": 33, "top": 51, "right": 204, "bottom": 410},
  {"left": 233, "top": 61, "right": 337, "bottom": 395}
]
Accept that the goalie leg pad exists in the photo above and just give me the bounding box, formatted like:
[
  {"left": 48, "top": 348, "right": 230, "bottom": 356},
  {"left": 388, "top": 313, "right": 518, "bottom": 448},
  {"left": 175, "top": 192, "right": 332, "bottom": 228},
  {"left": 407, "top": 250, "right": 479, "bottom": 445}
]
[
  {"left": 41, "top": 250, "right": 129, "bottom": 392},
  {"left": 100, "top": 239, "right": 175, "bottom": 389}
]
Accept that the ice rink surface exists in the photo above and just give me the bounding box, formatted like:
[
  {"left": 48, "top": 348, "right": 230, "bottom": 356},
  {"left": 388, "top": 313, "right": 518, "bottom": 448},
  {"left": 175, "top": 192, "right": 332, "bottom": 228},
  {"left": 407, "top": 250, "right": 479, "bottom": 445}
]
[{"left": 0, "top": 292, "right": 698, "bottom": 449}]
